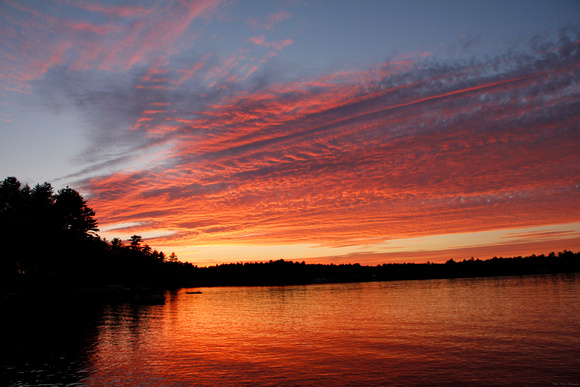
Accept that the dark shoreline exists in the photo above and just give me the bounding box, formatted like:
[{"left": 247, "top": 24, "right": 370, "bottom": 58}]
[
  {"left": 3, "top": 251, "right": 578, "bottom": 300},
  {"left": 189, "top": 251, "right": 580, "bottom": 287}
]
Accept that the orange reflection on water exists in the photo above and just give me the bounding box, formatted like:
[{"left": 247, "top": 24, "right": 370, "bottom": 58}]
[{"left": 85, "top": 276, "right": 580, "bottom": 385}]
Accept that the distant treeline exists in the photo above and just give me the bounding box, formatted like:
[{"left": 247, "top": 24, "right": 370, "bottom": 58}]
[
  {"left": 1, "top": 176, "right": 579, "bottom": 291},
  {"left": 196, "top": 251, "right": 580, "bottom": 286}
]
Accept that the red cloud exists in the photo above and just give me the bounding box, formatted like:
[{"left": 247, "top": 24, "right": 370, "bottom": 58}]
[
  {"left": 87, "top": 37, "right": 580, "bottom": 261},
  {"left": 247, "top": 10, "right": 292, "bottom": 30},
  {"left": 248, "top": 35, "right": 294, "bottom": 51},
  {"left": 248, "top": 34, "right": 268, "bottom": 46},
  {"left": 5, "top": 3, "right": 570, "bottom": 264},
  {"left": 67, "top": 0, "right": 154, "bottom": 18},
  {"left": 0, "top": 0, "right": 223, "bottom": 92},
  {"left": 265, "top": 11, "right": 292, "bottom": 29}
]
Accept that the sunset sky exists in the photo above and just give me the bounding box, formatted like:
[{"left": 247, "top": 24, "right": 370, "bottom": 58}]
[{"left": 1, "top": 0, "right": 579, "bottom": 266}]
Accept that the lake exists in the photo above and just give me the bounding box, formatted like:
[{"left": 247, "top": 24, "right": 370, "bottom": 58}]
[{"left": 2, "top": 274, "right": 579, "bottom": 386}]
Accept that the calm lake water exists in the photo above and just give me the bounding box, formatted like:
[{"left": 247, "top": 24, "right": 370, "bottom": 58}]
[{"left": 2, "top": 274, "right": 579, "bottom": 386}]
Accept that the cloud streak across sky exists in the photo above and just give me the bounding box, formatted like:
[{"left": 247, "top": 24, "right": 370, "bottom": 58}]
[{"left": 1, "top": 0, "right": 579, "bottom": 265}]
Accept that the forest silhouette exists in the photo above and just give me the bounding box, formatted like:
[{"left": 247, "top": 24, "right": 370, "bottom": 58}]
[
  {"left": 1, "top": 176, "right": 579, "bottom": 293},
  {"left": 0, "top": 177, "right": 193, "bottom": 291}
]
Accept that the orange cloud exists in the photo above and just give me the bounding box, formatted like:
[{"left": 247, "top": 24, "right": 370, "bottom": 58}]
[
  {"left": 85, "top": 36, "right": 580, "bottom": 266},
  {"left": 301, "top": 235, "right": 580, "bottom": 266},
  {"left": 5, "top": 1, "right": 575, "bottom": 268}
]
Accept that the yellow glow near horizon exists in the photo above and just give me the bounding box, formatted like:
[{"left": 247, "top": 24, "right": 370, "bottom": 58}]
[{"left": 147, "top": 221, "right": 580, "bottom": 267}]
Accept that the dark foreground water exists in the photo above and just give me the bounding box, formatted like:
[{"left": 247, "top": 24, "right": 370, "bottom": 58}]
[{"left": 2, "top": 274, "right": 579, "bottom": 386}]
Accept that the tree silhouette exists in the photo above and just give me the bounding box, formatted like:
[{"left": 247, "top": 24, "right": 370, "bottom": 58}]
[
  {"left": 30, "top": 182, "right": 55, "bottom": 230},
  {"left": 129, "top": 235, "right": 143, "bottom": 250},
  {"left": 31, "top": 182, "right": 54, "bottom": 207},
  {"left": 1, "top": 176, "right": 191, "bottom": 288},
  {"left": 142, "top": 244, "right": 152, "bottom": 255},
  {"left": 111, "top": 237, "right": 124, "bottom": 249},
  {"left": 0, "top": 177, "right": 29, "bottom": 228},
  {"left": 54, "top": 187, "right": 98, "bottom": 238}
]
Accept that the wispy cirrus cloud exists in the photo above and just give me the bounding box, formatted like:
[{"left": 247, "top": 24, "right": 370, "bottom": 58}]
[
  {"left": 73, "top": 30, "right": 580, "bottom": 257},
  {"left": 3, "top": 1, "right": 578, "bottom": 265},
  {"left": 247, "top": 10, "right": 292, "bottom": 30},
  {"left": 248, "top": 34, "right": 294, "bottom": 51},
  {"left": 0, "top": 0, "right": 223, "bottom": 93},
  {"left": 65, "top": 0, "right": 155, "bottom": 18}
]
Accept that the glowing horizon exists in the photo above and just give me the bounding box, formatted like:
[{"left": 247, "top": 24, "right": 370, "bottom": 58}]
[{"left": 1, "top": 1, "right": 579, "bottom": 266}]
